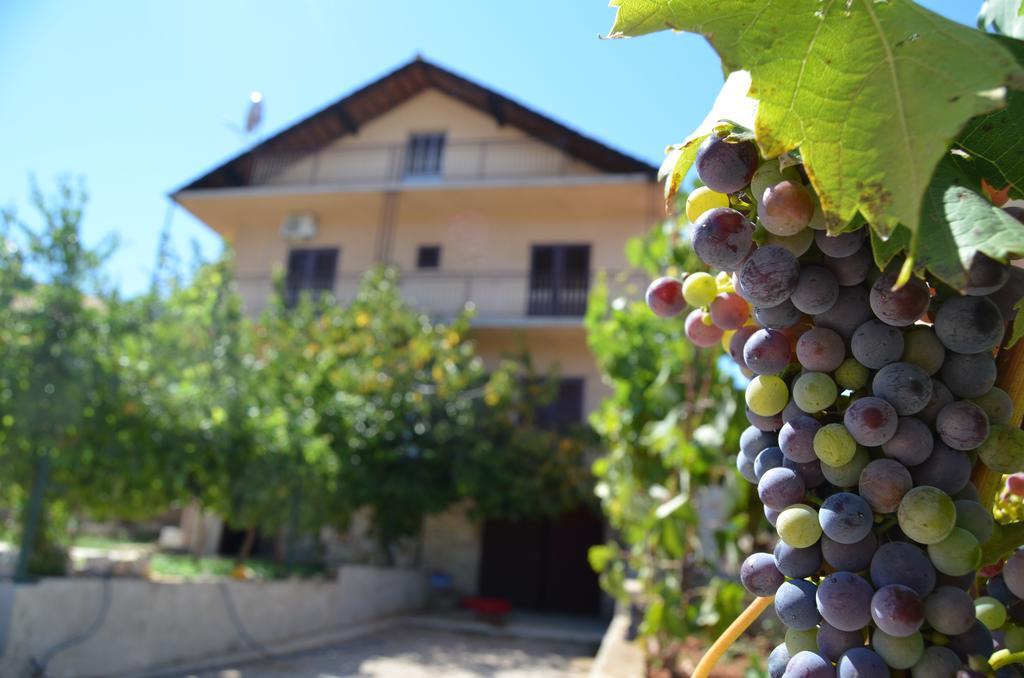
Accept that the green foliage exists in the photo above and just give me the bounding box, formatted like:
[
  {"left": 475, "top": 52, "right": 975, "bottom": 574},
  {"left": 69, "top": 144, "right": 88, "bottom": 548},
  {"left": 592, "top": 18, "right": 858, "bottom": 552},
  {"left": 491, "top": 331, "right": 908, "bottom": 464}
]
[{"left": 586, "top": 217, "right": 753, "bottom": 654}]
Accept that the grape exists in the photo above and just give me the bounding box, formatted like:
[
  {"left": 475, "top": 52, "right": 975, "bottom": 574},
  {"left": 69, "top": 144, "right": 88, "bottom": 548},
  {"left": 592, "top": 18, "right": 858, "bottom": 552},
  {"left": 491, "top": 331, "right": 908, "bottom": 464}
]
[
  {"left": 882, "top": 417, "right": 933, "bottom": 466},
  {"left": 742, "top": 425, "right": 778, "bottom": 458},
  {"left": 780, "top": 415, "right": 822, "bottom": 463},
  {"left": 858, "top": 459, "right": 912, "bottom": 514},
  {"left": 820, "top": 493, "right": 874, "bottom": 544},
  {"left": 741, "top": 552, "right": 786, "bottom": 596},
  {"left": 814, "top": 286, "right": 873, "bottom": 340},
  {"left": 947, "top": 620, "right": 994, "bottom": 662},
  {"left": 737, "top": 451, "right": 758, "bottom": 483},
  {"left": 767, "top": 227, "right": 815, "bottom": 257},
  {"left": 685, "top": 185, "right": 731, "bottom": 223},
  {"left": 989, "top": 266, "right": 1024, "bottom": 322},
  {"left": 785, "top": 457, "right": 828, "bottom": 488},
  {"left": 759, "top": 467, "right": 807, "bottom": 510},
  {"left": 821, "top": 445, "right": 871, "bottom": 488},
  {"left": 902, "top": 326, "right": 946, "bottom": 376},
  {"left": 975, "top": 595, "right": 1008, "bottom": 630},
  {"left": 784, "top": 651, "right": 834, "bottom": 678},
  {"left": 954, "top": 482, "right": 981, "bottom": 502},
  {"left": 756, "top": 299, "right": 804, "bottom": 329},
  {"left": 756, "top": 446, "right": 786, "bottom": 480},
  {"left": 871, "top": 628, "right": 924, "bottom": 669},
  {"left": 787, "top": 627, "right": 821, "bottom": 655},
  {"left": 897, "top": 486, "right": 956, "bottom": 545},
  {"left": 936, "top": 401, "right": 990, "bottom": 451},
  {"left": 1004, "top": 549, "right": 1024, "bottom": 599},
  {"left": 808, "top": 193, "right": 827, "bottom": 230},
  {"left": 844, "top": 397, "right": 899, "bottom": 447},
  {"left": 817, "top": 622, "right": 865, "bottom": 662},
  {"left": 934, "top": 295, "right": 1004, "bottom": 355},
  {"left": 977, "top": 424, "right": 1024, "bottom": 474},
  {"left": 970, "top": 387, "right": 1013, "bottom": 426},
  {"left": 835, "top": 358, "right": 870, "bottom": 392},
  {"left": 792, "top": 265, "right": 839, "bottom": 314},
  {"left": 815, "top": 228, "right": 865, "bottom": 258},
  {"left": 748, "top": 375, "right": 790, "bottom": 417},
  {"left": 824, "top": 246, "right": 873, "bottom": 288},
  {"left": 738, "top": 246, "right": 801, "bottom": 308},
  {"left": 910, "top": 646, "right": 962, "bottom": 678},
  {"left": 692, "top": 208, "right": 756, "bottom": 271},
  {"left": 794, "top": 372, "right": 838, "bottom": 413},
  {"left": 745, "top": 328, "right": 794, "bottom": 375},
  {"left": 871, "top": 584, "right": 924, "bottom": 637},
  {"left": 776, "top": 578, "right": 822, "bottom": 630},
  {"left": 730, "top": 325, "right": 759, "bottom": 368},
  {"left": 748, "top": 406, "right": 785, "bottom": 432},
  {"left": 683, "top": 271, "right": 719, "bottom": 307},
  {"left": 872, "top": 362, "right": 933, "bottom": 416},
  {"left": 694, "top": 135, "right": 759, "bottom": 194},
  {"left": 817, "top": 571, "right": 874, "bottom": 631},
  {"left": 710, "top": 292, "right": 750, "bottom": 329},
  {"left": 954, "top": 500, "right": 995, "bottom": 544},
  {"left": 751, "top": 161, "right": 801, "bottom": 202},
  {"left": 940, "top": 352, "right": 997, "bottom": 399},
  {"left": 775, "top": 540, "right": 823, "bottom": 578},
  {"left": 778, "top": 505, "right": 823, "bottom": 548},
  {"left": 909, "top": 442, "right": 972, "bottom": 495},
  {"left": 838, "top": 647, "right": 889, "bottom": 678},
  {"left": 918, "top": 379, "right": 954, "bottom": 427},
  {"left": 869, "top": 272, "right": 931, "bottom": 327},
  {"left": 923, "top": 586, "right": 975, "bottom": 635},
  {"left": 762, "top": 180, "right": 814, "bottom": 236},
  {"left": 770, "top": 643, "right": 792, "bottom": 678},
  {"left": 821, "top": 532, "right": 877, "bottom": 572},
  {"left": 797, "top": 328, "right": 845, "bottom": 373},
  {"left": 851, "top": 320, "right": 905, "bottom": 370},
  {"left": 766, "top": 506, "right": 782, "bottom": 526},
  {"left": 1006, "top": 625, "right": 1024, "bottom": 653},
  {"left": 783, "top": 398, "right": 808, "bottom": 424},
  {"left": 937, "top": 570, "right": 978, "bottom": 592},
  {"left": 685, "top": 308, "right": 725, "bottom": 347},
  {"left": 965, "top": 252, "right": 1010, "bottom": 297},
  {"left": 645, "top": 277, "right": 686, "bottom": 317},
  {"left": 815, "top": 423, "right": 857, "bottom": 466},
  {"left": 870, "top": 542, "right": 936, "bottom": 597}
]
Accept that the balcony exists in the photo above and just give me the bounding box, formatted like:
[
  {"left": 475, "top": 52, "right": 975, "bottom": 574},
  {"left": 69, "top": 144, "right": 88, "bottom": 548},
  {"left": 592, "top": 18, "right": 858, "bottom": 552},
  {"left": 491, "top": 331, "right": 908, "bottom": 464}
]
[
  {"left": 234, "top": 270, "right": 648, "bottom": 325},
  {"left": 246, "top": 138, "right": 600, "bottom": 189}
]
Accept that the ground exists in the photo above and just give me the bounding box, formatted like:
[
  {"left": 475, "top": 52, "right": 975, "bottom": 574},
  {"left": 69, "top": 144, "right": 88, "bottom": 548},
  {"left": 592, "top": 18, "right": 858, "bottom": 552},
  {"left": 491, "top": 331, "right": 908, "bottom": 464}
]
[{"left": 186, "top": 625, "right": 596, "bottom": 678}]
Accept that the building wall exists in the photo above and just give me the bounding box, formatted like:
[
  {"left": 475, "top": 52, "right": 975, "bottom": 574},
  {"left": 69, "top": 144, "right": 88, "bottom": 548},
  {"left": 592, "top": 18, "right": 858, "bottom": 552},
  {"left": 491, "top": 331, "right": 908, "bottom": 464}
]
[{"left": 420, "top": 503, "right": 482, "bottom": 596}]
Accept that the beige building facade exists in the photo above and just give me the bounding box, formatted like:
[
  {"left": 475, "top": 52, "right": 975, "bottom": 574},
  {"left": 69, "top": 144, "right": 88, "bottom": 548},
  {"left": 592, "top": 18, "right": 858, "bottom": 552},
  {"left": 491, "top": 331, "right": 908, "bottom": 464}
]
[{"left": 173, "top": 59, "right": 659, "bottom": 615}]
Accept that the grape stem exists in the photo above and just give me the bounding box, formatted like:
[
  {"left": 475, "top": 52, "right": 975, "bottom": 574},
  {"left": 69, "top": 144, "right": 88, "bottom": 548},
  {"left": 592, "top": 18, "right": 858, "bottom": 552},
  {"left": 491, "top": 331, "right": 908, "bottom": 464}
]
[
  {"left": 691, "top": 595, "right": 774, "bottom": 678},
  {"left": 990, "top": 649, "right": 1024, "bottom": 670}
]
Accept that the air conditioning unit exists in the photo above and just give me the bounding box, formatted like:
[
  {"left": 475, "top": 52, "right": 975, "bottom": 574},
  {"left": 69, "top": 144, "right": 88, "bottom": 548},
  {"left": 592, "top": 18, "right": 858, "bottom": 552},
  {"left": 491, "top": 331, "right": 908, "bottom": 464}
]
[{"left": 280, "top": 212, "right": 318, "bottom": 241}]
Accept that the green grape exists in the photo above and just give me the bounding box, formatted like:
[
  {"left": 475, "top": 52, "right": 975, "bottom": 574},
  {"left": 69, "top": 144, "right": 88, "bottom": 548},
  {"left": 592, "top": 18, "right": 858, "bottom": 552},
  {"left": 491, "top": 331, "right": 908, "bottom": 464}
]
[
  {"left": 995, "top": 490, "right": 1024, "bottom": 524},
  {"left": 814, "top": 423, "right": 857, "bottom": 467},
  {"left": 820, "top": 445, "right": 870, "bottom": 488},
  {"left": 683, "top": 272, "right": 719, "bottom": 307},
  {"left": 927, "top": 527, "right": 981, "bottom": 576},
  {"left": 898, "top": 486, "right": 956, "bottom": 545},
  {"left": 872, "top": 629, "right": 924, "bottom": 669},
  {"left": 685, "top": 186, "right": 731, "bottom": 224},
  {"left": 746, "top": 375, "right": 789, "bottom": 417},
  {"left": 786, "top": 627, "right": 819, "bottom": 655},
  {"left": 778, "top": 504, "right": 823, "bottom": 548},
  {"left": 835, "top": 358, "right": 869, "bottom": 391},
  {"left": 1005, "top": 625, "right": 1024, "bottom": 652},
  {"left": 975, "top": 596, "right": 1008, "bottom": 631},
  {"left": 750, "top": 161, "right": 801, "bottom": 203},
  {"left": 793, "top": 372, "right": 838, "bottom": 413},
  {"left": 978, "top": 424, "right": 1024, "bottom": 474}
]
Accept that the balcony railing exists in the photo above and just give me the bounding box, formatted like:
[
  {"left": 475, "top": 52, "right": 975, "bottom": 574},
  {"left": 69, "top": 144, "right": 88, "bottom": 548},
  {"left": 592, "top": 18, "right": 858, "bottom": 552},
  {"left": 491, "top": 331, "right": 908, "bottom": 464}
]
[
  {"left": 246, "top": 138, "right": 597, "bottom": 188},
  {"left": 235, "top": 270, "right": 649, "bottom": 321}
]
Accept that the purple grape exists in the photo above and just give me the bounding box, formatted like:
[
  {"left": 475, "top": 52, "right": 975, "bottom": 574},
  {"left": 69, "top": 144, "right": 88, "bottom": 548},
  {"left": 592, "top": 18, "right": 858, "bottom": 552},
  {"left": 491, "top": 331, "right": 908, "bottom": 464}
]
[
  {"left": 909, "top": 442, "right": 972, "bottom": 495},
  {"left": 694, "top": 135, "right": 759, "bottom": 194},
  {"left": 692, "top": 208, "right": 756, "bottom": 271},
  {"left": 776, "top": 579, "right": 821, "bottom": 630},
  {"left": 814, "top": 285, "right": 873, "bottom": 340},
  {"left": 934, "top": 295, "right": 1004, "bottom": 355},
  {"left": 821, "top": 532, "right": 877, "bottom": 572},
  {"left": 923, "top": 585, "right": 976, "bottom": 635},
  {"left": 882, "top": 417, "right": 934, "bottom": 466},
  {"left": 870, "top": 542, "right": 936, "bottom": 597},
  {"left": 844, "top": 397, "right": 898, "bottom": 447},
  {"left": 947, "top": 621, "right": 994, "bottom": 662},
  {"left": 871, "top": 584, "right": 924, "bottom": 637},
  {"left": 851, "top": 320, "right": 904, "bottom": 369},
  {"left": 784, "top": 457, "right": 827, "bottom": 488},
  {"left": 816, "top": 571, "right": 874, "bottom": 631},
  {"left": 759, "top": 467, "right": 807, "bottom": 510},
  {"left": 741, "top": 552, "right": 785, "bottom": 596},
  {"left": 784, "top": 651, "right": 834, "bottom": 678},
  {"left": 824, "top": 246, "right": 872, "bottom": 287},
  {"left": 796, "top": 327, "right": 845, "bottom": 373},
  {"left": 858, "top": 459, "right": 912, "bottom": 514},
  {"left": 710, "top": 292, "right": 751, "bottom": 329},
  {"left": 910, "top": 646, "right": 963, "bottom": 678},
  {"left": 645, "top": 277, "right": 686, "bottom": 317},
  {"left": 941, "top": 352, "right": 998, "bottom": 399},
  {"left": 780, "top": 415, "right": 822, "bottom": 463},
  {"left": 755, "top": 446, "right": 787, "bottom": 479},
  {"left": 837, "top": 648, "right": 888, "bottom": 678},
  {"left": 936, "top": 401, "right": 990, "bottom": 451},
  {"left": 1004, "top": 549, "right": 1024, "bottom": 599},
  {"left": 748, "top": 406, "right": 784, "bottom": 432},
  {"left": 965, "top": 252, "right": 1009, "bottom": 296},
  {"left": 820, "top": 492, "right": 874, "bottom": 544},
  {"left": 766, "top": 505, "right": 782, "bottom": 526},
  {"left": 782, "top": 398, "right": 806, "bottom": 424},
  {"left": 792, "top": 264, "right": 839, "bottom": 315},
  {"left": 775, "top": 540, "right": 823, "bottom": 578},
  {"left": 953, "top": 483, "right": 980, "bottom": 502},
  {"left": 872, "top": 362, "right": 933, "bottom": 416},
  {"left": 738, "top": 246, "right": 801, "bottom": 308},
  {"left": 989, "top": 266, "right": 1024, "bottom": 322},
  {"left": 756, "top": 299, "right": 804, "bottom": 329},
  {"left": 730, "top": 325, "right": 759, "bottom": 368},
  {"left": 770, "top": 643, "right": 791, "bottom": 678},
  {"left": 918, "top": 379, "right": 954, "bottom": 427},
  {"left": 815, "top": 228, "right": 865, "bottom": 258},
  {"left": 817, "top": 622, "right": 864, "bottom": 662},
  {"left": 736, "top": 450, "right": 758, "bottom": 483},
  {"left": 745, "top": 328, "right": 794, "bottom": 376},
  {"left": 870, "top": 271, "right": 931, "bottom": 327},
  {"left": 741, "top": 425, "right": 778, "bottom": 458}
]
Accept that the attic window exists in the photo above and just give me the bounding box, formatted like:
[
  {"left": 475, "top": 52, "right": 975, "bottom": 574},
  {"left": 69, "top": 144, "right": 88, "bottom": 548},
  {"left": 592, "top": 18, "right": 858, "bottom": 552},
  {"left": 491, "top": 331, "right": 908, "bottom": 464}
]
[{"left": 404, "top": 133, "right": 446, "bottom": 178}]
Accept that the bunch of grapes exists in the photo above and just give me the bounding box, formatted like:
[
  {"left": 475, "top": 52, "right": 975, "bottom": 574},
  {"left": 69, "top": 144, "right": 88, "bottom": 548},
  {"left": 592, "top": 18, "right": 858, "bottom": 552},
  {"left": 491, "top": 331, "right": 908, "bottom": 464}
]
[{"left": 645, "top": 131, "right": 1024, "bottom": 677}]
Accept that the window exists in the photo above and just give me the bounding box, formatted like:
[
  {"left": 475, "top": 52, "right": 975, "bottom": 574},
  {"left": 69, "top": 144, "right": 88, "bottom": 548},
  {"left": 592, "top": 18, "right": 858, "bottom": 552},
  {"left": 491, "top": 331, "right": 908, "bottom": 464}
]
[
  {"left": 534, "top": 378, "right": 585, "bottom": 432},
  {"left": 404, "top": 133, "right": 446, "bottom": 178},
  {"left": 417, "top": 245, "right": 441, "bottom": 270},
  {"left": 528, "top": 244, "right": 591, "bottom": 316},
  {"left": 285, "top": 248, "right": 338, "bottom": 306}
]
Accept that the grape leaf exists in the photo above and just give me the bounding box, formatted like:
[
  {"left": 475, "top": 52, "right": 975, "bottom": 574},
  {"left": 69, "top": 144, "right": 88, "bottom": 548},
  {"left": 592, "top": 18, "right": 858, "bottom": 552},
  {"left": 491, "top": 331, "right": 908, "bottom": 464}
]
[
  {"left": 979, "top": 0, "right": 1024, "bottom": 39},
  {"left": 608, "top": 0, "right": 1022, "bottom": 239},
  {"left": 1007, "top": 298, "right": 1024, "bottom": 348}
]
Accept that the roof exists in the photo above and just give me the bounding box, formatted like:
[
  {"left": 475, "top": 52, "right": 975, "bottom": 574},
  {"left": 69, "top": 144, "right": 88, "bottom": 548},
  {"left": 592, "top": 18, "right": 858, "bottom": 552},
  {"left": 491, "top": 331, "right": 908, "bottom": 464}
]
[{"left": 173, "top": 58, "right": 658, "bottom": 193}]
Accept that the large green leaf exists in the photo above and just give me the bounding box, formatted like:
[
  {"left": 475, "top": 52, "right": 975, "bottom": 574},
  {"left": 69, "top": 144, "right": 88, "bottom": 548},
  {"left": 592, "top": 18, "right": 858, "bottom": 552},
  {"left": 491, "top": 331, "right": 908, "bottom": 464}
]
[
  {"left": 979, "top": 0, "right": 1024, "bottom": 39},
  {"left": 608, "top": 0, "right": 1021, "bottom": 238}
]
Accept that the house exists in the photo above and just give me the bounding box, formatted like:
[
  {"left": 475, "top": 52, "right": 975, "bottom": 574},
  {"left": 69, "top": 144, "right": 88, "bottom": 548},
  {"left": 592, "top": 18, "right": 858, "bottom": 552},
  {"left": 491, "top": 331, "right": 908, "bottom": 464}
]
[{"left": 171, "top": 58, "right": 659, "bottom": 617}]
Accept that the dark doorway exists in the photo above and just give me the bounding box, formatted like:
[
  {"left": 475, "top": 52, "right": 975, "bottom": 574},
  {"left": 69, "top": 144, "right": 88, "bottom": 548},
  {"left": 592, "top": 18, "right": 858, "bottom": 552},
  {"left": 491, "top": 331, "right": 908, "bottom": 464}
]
[
  {"left": 478, "top": 506, "right": 604, "bottom": 616},
  {"left": 285, "top": 247, "right": 339, "bottom": 307},
  {"left": 528, "top": 244, "right": 591, "bottom": 316},
  {"left": 218, "top": 524, "right": 271, "bottom": 559}
]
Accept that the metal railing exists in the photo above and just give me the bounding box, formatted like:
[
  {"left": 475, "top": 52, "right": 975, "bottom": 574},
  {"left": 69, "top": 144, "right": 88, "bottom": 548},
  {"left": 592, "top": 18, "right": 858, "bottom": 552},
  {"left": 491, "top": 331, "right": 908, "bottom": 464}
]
[
  {"left": 247, "top": 138, "right": 595, "bottom": 187},
  {"left": 234, "top": 269, "right": 650, "bottom": 320}
]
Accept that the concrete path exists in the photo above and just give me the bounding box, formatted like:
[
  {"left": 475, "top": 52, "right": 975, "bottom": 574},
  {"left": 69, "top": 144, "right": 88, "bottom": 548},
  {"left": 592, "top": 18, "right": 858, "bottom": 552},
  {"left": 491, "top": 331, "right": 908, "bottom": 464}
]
[{"left": 185, "top": 624, "right": 596, "bottom": 678}]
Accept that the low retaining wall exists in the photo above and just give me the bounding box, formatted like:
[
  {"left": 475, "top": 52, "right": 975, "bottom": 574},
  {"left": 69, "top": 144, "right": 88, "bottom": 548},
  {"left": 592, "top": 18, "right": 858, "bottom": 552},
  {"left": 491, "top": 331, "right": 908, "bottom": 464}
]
[{"left": 0, "top": 565, "right": 426, "bottom": 677}]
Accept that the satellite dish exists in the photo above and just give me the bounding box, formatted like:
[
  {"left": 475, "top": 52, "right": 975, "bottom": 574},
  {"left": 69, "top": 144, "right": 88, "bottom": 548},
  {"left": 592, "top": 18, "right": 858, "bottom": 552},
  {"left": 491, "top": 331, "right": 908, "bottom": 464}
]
[{"left": 245, "top": 91, "right": 264, "bottom": 134}]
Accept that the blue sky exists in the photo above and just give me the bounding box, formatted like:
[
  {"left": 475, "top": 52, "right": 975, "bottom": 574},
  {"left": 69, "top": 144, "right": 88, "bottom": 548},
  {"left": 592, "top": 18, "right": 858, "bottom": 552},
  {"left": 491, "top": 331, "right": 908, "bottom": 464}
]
[{"left": 0, "top": 1, "right": 979, "bottom": 295}]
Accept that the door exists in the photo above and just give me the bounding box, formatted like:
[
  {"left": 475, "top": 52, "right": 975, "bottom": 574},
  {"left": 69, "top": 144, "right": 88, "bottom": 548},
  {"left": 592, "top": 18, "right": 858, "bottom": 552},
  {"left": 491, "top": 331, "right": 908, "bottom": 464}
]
[
  {"left": 285, "top": 247, "right": 338, "bottom": 306},
  {"left": 528, "top": 245, "right": 591, "bottom": 316}
]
